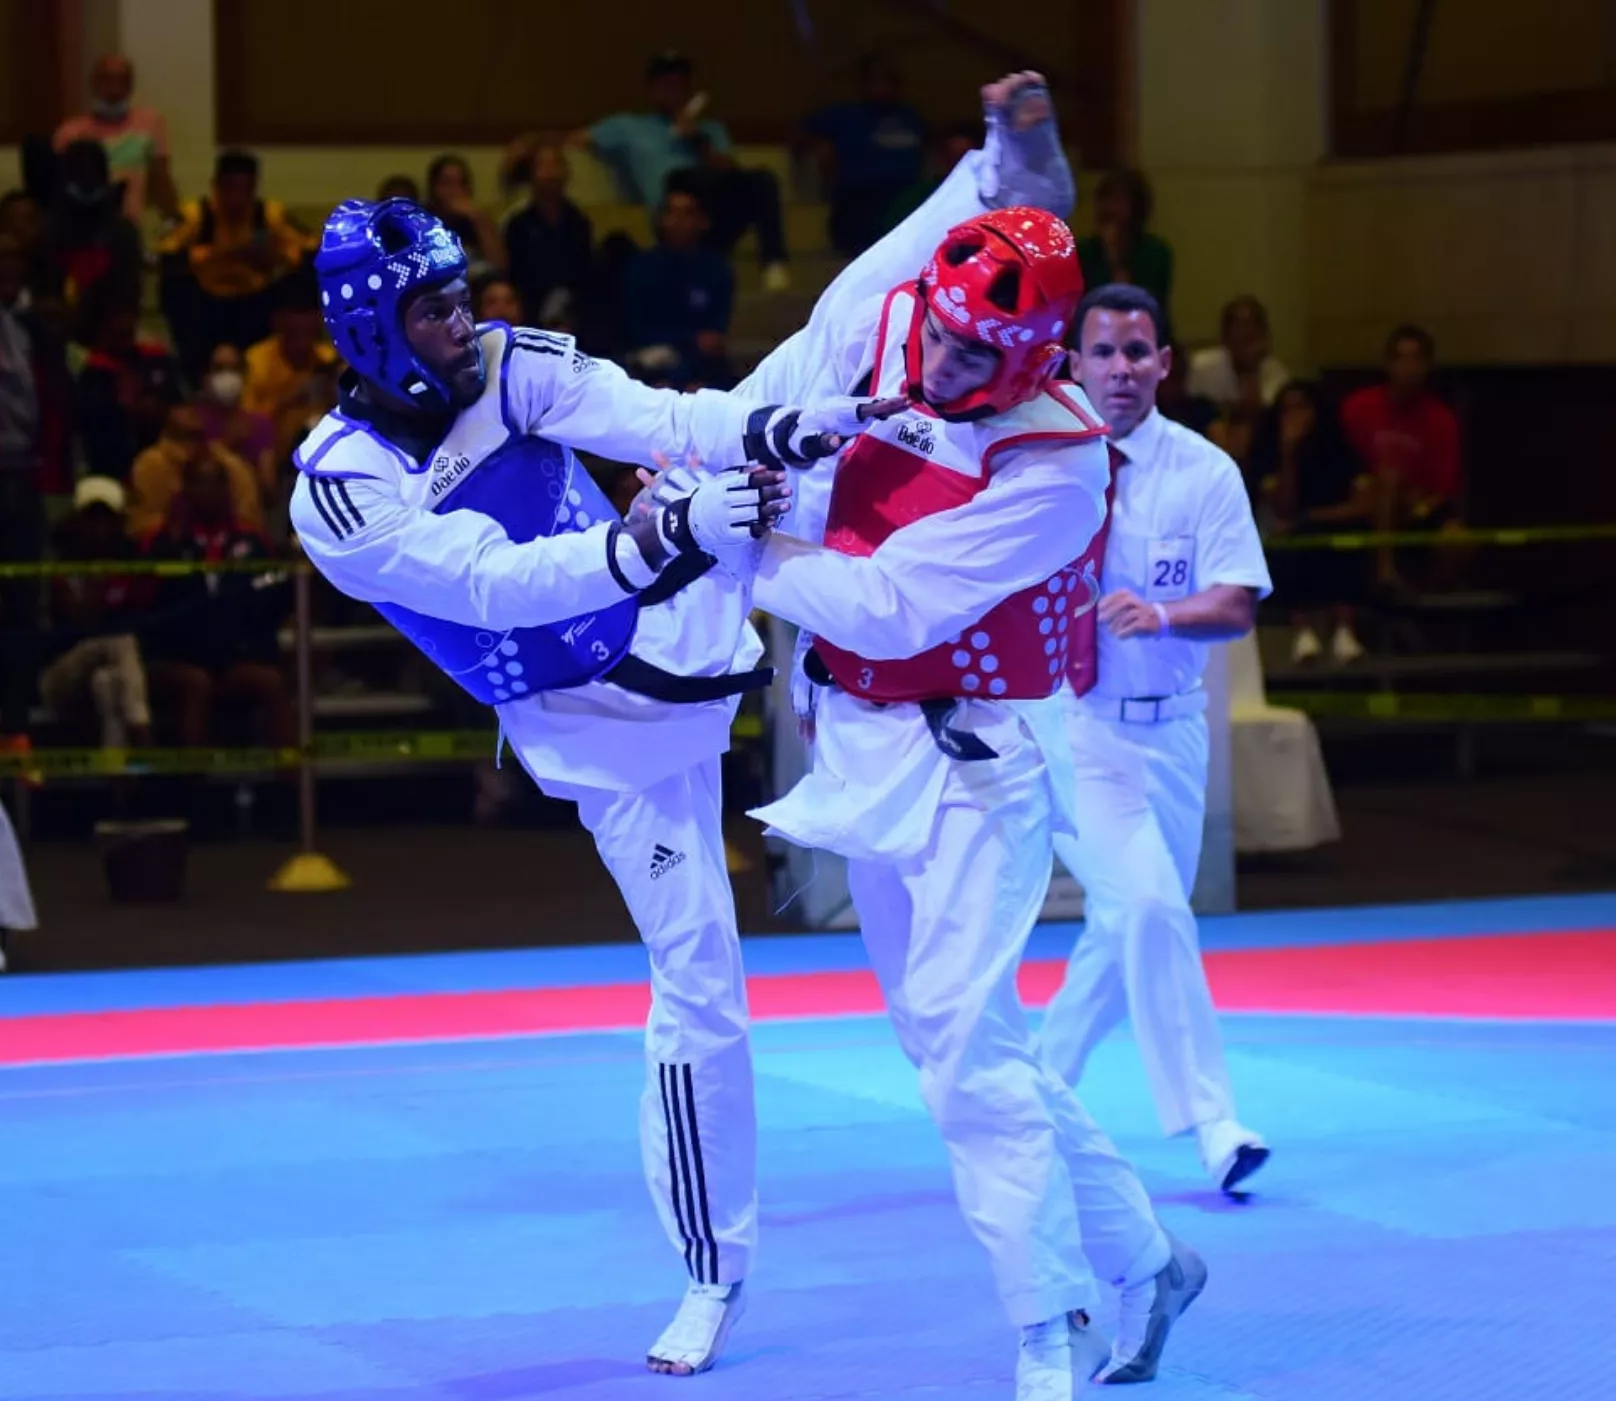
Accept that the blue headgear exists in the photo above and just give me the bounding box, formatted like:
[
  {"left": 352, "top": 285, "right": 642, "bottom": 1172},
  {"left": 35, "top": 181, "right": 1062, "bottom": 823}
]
[{"left": 315, "top": 198, "right": 475, "bottom": 412}]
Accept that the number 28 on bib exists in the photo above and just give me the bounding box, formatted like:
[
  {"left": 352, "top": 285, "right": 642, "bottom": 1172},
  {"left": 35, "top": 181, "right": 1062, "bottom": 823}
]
[{"left": 1146, "top": 536, "right": 1194, "bottom": 602}]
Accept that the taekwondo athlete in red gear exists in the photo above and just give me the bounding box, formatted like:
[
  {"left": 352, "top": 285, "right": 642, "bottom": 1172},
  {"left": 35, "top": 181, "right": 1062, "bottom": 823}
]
[{"left": 715, "top": 76, "right": 1208, "bottom": 1399}]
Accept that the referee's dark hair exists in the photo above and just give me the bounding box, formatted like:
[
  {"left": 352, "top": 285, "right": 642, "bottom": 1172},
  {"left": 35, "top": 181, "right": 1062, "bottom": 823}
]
[{"left": 1073, "top": 283, "right": 1168, "bottom": 350}]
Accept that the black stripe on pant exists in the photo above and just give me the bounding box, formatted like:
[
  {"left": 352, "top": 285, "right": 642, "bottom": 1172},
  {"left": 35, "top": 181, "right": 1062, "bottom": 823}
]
[{"left": 659, "top": 1062, "right": 719, "bottom": 1284}]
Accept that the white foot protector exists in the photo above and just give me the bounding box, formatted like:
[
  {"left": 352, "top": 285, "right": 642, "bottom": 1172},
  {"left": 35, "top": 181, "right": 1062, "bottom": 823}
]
[
  {"left": 646, "top": 1281, "right": 746, "bottom": 1376},
  {"left": 1097, "top": 1234, "right": 1207, "bottom": 1385},
  {"left": 1197, "top": 1118, "right": 1272, "bottom": 1195},
  {"left": 979, "top": 81, "right": 1076, "bottom": 218},
  {"left": 1017, "top": 1311, "right": 1111, "bottom": 1400}
]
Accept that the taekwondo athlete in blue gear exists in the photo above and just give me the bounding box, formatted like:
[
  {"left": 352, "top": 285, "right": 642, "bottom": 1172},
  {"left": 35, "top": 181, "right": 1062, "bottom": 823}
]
[{"left": 288, "top": 197, "right": 895, "bottom": 1378}]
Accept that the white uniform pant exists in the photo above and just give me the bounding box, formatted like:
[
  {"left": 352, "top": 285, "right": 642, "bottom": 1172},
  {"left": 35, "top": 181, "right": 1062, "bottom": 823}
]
[
  {"left": 845, "top": 729, "right": 1166, "bottom": 1328},
  {"left": 561, "top": 758, "right": 756, "bottom": 1285},
  {"left": 1044, "top": 710, "right": 1235, "bottom": 1138},
  {"left": 0, "top": 796, "right": 36, "bottom": 933}
]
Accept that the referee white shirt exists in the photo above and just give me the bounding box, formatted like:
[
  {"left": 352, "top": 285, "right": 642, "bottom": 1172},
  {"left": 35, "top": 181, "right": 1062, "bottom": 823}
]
[{"left": 1082, "top": 407, "right": 1272, "bottom": 710}]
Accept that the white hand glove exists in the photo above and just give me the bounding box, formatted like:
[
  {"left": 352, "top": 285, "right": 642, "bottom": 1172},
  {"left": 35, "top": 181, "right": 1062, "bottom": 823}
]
[
  {"left": 750, "top": 397, "right": 905, "bottom": 468},
  {"left": 658, "top": 467, "right": 772, "bottom": 577},
  {"left": 626, "top": 461, "right": 701, "bottom": 524}
]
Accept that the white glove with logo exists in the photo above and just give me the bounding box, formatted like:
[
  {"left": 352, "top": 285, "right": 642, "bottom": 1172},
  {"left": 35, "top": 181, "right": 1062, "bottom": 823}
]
[
  {"left": 748, "top": 396, "right": 907, "bottom": 468},
  {"left": 655, "top": 467, "right": 786, "bottom": 578}
]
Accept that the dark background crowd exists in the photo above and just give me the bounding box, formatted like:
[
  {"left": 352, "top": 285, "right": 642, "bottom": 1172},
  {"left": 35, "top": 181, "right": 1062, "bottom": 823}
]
[{"left": 0, "top": 39, "right": 1569, "bottom": 865}]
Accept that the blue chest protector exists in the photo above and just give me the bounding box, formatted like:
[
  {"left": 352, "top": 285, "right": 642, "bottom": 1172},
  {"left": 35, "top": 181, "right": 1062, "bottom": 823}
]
[{"left": 369, "top": 436, "right": 638, "bottom": 706}]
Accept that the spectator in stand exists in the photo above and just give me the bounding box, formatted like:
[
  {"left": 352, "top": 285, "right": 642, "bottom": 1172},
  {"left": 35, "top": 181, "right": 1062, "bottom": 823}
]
[
  {"left": 574, "top": 51, "right": 791, "bottom": 291},
  {"left": 0, "top": 235, "right": 50, "bottom": 744},
  {"left": 577, "top": 230, "right": 641, "bottom": 360},
  {"left": 196, "top": 341, "right": 277, "bottom": 502},
  {"left": 39, "top": 139, "right": 143, "bottom": 333},
  {"left": 140, "top": 455, "right": 292, "bottom": 749},
  {"left": 267, "top": 358, "right": 338, "bottom": 546},
  {"left": 376, "top": 174, "right": 420, "bottom": 202},
  {"left": 1153, "top": 340, "right": 1219, "bottom": 438},
  {"left": 158, "top": 149, "right": 315, "bottom": 379},
  {"left": 1194, "top": 298, "right": 1286, "bottom": 471},
  {"left": 623, "top": 179, "right": 734, "bottom": 390},
  {"left": 883, "top": 121, "right": 978, "bottom": 230},
  {"left": 38, "top": 476, "right": 153, "bottom": 748},
  {"left": 129, "top": 403, "right": 262, "bottom": 540},
  {"left": 425, "top": 155, "right": 503, "bottom": 279},
  {"left": 243, "top": 274, "right": 338, "bottom": 465},
  {"left": 473, "top": 275, "right": 524, "bottom": 326},
  {"left": 53, "top": 54, "right": 179, "bottom": 225},
  {"left": 805, "top": 55, "right": 927, "bottom": 257},
  {"left": 0, "top": 230, "right": 70, "bottom": 491},
  {"left": 0, "top": 191, "right": 42, "bottom": 251},
  {"left": 1340, "top": 324, "right": 1465, "bottom": 591},
  {"left": 75, "top": 287, "right": 183, "bottom": 481},
  {"left": 1077, "top": 170, "right": 1173, "bottom": 326},
  {"left": 1248, "top": 381, "right": 1372, "bottom": 664},
  {"left": 504, "top": 144, "right": 593, "bottom": 330},
  {"left": 1189, "top": 296, "right": 1289, "bottom": 413},
  {"left": 0, "top": 191, "right": 52, "bottom": 302},
  {"left": 498, "top": 132, "right": 545, "bottom": 218}
]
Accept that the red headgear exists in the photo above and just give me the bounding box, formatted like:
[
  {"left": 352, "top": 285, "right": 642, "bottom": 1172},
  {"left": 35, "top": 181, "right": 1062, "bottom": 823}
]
[{"left": 903, "top": 206, "right": 1083, "bottom": 421}]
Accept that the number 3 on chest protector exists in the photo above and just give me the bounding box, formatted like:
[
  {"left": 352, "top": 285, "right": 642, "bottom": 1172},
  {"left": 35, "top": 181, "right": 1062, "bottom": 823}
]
[{"left": 1146, "top": 536, "right": 1194, "bottom": 602}]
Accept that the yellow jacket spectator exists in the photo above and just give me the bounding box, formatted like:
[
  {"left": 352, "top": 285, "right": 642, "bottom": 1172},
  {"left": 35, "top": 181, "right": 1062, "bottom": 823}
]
[
  {"left": 244, "top": 291, "right": 340, "bottom": 463},
  {"left": 127, "top": 405, "right": 262, "bottom": 541},
  {"left": 158, "top": 150, "right": 315, "bottom": 379},
  {"left": 160, "top": 151, "right": 311, "bottom": 299}
]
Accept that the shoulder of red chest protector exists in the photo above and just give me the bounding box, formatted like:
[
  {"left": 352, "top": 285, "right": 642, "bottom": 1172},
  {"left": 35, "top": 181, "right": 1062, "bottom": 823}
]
[{"left": 980, "top": 379, "right": 1111, "bottom": 473}]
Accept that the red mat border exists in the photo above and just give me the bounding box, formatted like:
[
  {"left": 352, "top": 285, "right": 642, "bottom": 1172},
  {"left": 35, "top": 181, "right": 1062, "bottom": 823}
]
[{"left": 2, "top": 930, "right": 1612, "bottom": 1067}]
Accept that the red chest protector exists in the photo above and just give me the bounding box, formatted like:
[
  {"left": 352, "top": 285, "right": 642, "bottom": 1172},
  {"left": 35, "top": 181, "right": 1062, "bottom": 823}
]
[{"left": 812, "top": 290, "right": 1114, "bottom": 705}]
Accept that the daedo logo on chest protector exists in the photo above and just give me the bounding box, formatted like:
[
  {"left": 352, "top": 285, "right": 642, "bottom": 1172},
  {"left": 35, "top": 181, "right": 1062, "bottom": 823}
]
[
  {"left": 897, "top": 418, "right": 935, "bottom": 456},
  {"left": 430, "top": 453, "right": 473, "bottom": 497}
]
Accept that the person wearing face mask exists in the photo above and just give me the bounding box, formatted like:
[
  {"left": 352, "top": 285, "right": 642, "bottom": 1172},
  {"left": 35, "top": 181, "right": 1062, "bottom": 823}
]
[
  {"left": 197, "top": 342, "right": 277, "bottom": 501},
  {"left": 54, "top": 54, "right": 179, "bottom": 226}
]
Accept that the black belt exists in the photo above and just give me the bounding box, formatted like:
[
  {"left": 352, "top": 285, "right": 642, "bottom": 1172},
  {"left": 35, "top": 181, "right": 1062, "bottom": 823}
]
[
  {"left": 638, "top": 550, "right": 715, "bottom": 607},
  {"left": 805, "top": 647, "right": 998, "bottom": 761},
  {"left": 604, "top": 652, "right": 773, "bottom": 705},
  {"left": 599, "top": 548, "right": 771, "bottom": 704}
]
